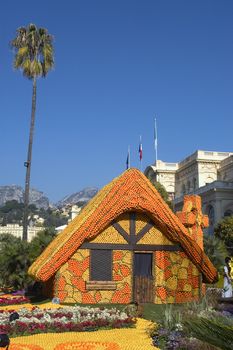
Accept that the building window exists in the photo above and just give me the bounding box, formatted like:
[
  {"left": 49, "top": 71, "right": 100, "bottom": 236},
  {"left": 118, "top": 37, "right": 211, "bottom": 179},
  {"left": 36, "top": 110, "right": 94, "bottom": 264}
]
[
  {"left": 205, "top": 176, "right": 214, "bottom": 185},
  {"left": 90, "top": 250, "right": 112, "bottom": 281},
  {"left": 224, "top": 210, "right": 233, "bottom": 217},
  {"left": 182, "top": 184, "right": 186, "bottom": 194},
  {"left": 206, "top": 205, "right": 215, "bottom": 234},
  {"left": 193, "top": 178, "right": 197, "bottom": 190}
]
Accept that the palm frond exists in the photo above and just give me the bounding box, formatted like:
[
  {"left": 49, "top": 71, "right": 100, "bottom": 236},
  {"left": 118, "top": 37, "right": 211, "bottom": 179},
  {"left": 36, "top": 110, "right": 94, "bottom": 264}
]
[
  {"left": 18, "top": 46, "right": 29, "bottom": 57},
  {"left": 22, "top": 59, "right": 33, "bottom": 78},
  {"left": 14, "top": 54, "right": 24, "bottom": 69},
  {"left": 31, "top": 60, "right": 43, "bottom": 76},
  {"left": 11, "top": 23, "right": 54, "bottom": 79}
]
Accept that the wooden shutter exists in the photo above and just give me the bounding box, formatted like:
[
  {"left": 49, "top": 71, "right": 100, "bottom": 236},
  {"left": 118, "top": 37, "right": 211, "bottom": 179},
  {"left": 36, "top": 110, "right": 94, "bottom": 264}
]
[{"left": 90, "top": 250, "right": 112, "bottom": 281}]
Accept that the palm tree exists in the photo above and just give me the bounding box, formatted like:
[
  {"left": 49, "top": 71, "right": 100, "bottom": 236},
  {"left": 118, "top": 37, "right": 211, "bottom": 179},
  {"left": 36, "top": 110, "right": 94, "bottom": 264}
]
[{"left": 11, "top": 24, "right": 54, "bottom": 241}]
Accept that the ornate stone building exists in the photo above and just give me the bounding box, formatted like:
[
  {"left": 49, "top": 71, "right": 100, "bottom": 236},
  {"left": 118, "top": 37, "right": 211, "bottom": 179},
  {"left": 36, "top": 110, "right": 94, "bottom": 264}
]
[
  {"left": 145, "top": 150, "right": 233, "bottom": 233},
  {"left": 0, "top": 224, "right": 43, "bottom": 241}
]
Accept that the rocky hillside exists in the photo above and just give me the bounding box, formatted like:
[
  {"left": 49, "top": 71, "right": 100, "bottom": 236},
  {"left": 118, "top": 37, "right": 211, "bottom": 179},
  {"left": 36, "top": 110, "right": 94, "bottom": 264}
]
[
  {"left": 0, "top": 185, "right": 98, "bottom": 210},
  {"left": 0, "top": 185, "right": 50, "bottom": 209},
  {"left": 56, "top": 187, "right": 98, "bottom": 207}
]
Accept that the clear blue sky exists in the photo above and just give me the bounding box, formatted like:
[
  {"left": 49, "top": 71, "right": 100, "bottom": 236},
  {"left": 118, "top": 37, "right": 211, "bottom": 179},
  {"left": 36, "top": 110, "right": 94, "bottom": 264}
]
[{"left": 1, "top": 0, "right": 233, "bottom": 203}]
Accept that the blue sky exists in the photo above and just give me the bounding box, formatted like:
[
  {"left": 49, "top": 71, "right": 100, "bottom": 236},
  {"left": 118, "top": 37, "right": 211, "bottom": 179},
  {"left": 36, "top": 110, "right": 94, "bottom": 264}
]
[{"left": 1, "top": 0, "right": 233, "bottom": 202}]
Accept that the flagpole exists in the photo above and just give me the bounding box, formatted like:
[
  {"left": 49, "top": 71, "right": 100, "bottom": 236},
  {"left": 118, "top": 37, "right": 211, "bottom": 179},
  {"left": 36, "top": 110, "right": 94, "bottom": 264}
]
[
  {"left": 139, "top": 135, "right": 142, "bottom": 171},
  {"left": 128, "top": 145, "right": 131, "bottom": 168},
  {"left": 126, "top": 145, "right": 131, "bottom": 170},
  {"left": 154, "top": 117, "right": 158, "bottom": 165}
]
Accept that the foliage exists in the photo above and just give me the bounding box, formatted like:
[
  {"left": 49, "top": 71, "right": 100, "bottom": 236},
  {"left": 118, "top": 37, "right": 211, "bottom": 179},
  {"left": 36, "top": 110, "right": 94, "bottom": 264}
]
[
  {"left": 204, "top": 233, "right": 228, "bottom": 272},
  {"left": 163, "top": 303, "right": 182, "bottom": 331},
  {"left": 29, "top": 228, "right": 57, "bottom": 261},
  {"left": 11, "top": 24, "right": 54, "bottom": 79},
  {"left": 153, "top": 181, "right": 169, "bottom": 201},
  {"left": 184, "top": 316, "right": 233, "bottom": 350},
  {"left": 177, "top": 337, "right": 221, "bottom": 350},
  {"left": 149, "top": 180, "right": 173, "bottom": 209},
  {"left": 76, "top": 200, "right": 88, "bottom": 208},
  {"left": 0, "top": 234, "right": 32, "bottom": 290},
  {"left": 214, "top": 216, "right": 233, "bottom": 254},
  {"left": 0, "top": 200, "right": 36, "bottom": 225},
  {"left": 38, "top": 208, "right": 67, "bottom": 228},
  {"left": 0, "top": 229, "right": 57, "bottom": 290},
  {"left": 0, "top": 201, "right": 67, "bottom": 228},
  {"left": 150, "top": 297, "right": 233, "bottom": 349}
]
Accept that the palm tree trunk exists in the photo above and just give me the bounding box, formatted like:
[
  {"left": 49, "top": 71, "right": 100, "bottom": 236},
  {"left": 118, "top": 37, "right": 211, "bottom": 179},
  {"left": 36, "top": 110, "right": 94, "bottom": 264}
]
[{"left": 23, "top": 77, "right": 37, "bottom": 241}]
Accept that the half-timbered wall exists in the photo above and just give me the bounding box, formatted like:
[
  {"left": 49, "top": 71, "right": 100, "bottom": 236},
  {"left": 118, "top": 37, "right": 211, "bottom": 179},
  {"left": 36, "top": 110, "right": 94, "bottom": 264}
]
[
  {"left": 154, "top": 251, "right": 200, "bottom": 303},
  {"left": 54, "top": 249, "right": 131, "bottom": 303},
  {"left": 53, "top": 212, "right": 201, "bottom": 304}
]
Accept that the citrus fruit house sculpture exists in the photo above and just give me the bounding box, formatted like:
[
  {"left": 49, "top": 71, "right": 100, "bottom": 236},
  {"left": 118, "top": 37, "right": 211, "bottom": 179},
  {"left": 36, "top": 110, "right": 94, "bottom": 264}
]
[{"left": 28, "top": 169, "right": 218, "bottom": 304}]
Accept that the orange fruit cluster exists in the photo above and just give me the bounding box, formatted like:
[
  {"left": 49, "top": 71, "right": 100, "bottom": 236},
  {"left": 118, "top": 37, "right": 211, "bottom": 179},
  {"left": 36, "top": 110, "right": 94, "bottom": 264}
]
[
  {"left": 72, "top": 277, "right": 86, "bottom": 292},
  {"left": 54, "top": 342, "right": 120, "bottom": 350},
  {"left": 175, "top": 291, "right": 194, "bottom": 303},
  {"left": 113, "top": 251, "right": 124, "bottom": 260},
  {"left": 155, "top": 251, "right": 171, "bottom": 270},
  {"left": 9, "top": 345, "right": 43, "bottom": 350},
  {"left": 111, "top": 283, "right": 131, "bottom": 304},
  {"left": 156, "top": 287, "right": 167, "bottom": 301}
]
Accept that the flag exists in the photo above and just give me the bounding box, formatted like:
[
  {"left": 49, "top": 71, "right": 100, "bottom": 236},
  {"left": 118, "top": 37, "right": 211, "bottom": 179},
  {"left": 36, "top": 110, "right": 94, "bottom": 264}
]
[
  {"left": 126, "top": 146, "right": 130, "bottom": 169},
  {"left": 139, "top": 136, "right": 142, "bottom": 161}
]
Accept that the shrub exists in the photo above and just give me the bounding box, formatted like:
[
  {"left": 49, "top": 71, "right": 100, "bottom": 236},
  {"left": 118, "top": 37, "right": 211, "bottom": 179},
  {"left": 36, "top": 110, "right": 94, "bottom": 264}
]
[{"left": 184, "top": 316, "right": 233, "bottom": 350}]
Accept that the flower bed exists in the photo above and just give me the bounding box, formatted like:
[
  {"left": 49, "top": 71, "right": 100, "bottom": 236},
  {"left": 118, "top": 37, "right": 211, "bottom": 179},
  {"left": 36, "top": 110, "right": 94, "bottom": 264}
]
[
  {"left": 8, "top": 318, "right": 156, "bottom": 350},
  {"left": 0, "top": 306, "right": 135, "bottom": 336},
  {"left": 0, "top": 296, "right": 30, "bottom": 306},
  {"left": 150, "top": 303, "right": 233, "bottom": 349}
]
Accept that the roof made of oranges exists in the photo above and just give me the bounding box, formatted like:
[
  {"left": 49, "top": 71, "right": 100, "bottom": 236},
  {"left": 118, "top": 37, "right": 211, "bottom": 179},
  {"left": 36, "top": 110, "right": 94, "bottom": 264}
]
[{"left": 28, "top": 168, "right": 218, "bottom": 283}]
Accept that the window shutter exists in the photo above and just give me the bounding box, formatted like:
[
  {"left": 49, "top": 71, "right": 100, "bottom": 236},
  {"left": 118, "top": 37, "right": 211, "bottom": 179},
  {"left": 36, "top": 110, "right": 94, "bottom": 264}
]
[{"left": 90, "top": 250, "right": 112, "bottom": 281}]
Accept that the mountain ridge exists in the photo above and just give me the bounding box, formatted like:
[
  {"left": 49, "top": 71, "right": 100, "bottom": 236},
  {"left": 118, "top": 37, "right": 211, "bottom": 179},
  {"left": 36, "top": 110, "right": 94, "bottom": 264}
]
[
  {"left": 0, "top": 185, "right": 98, "bottom": 209},
  {"left": 56, "top": 187, "right": 98, "bottom": 208}
]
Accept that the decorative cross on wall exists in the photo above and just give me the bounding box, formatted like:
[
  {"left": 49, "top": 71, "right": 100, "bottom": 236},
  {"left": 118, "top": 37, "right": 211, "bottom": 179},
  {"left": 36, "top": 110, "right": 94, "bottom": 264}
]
[{"left": 176, "top": 195, "right": 209, "bottom": 249}]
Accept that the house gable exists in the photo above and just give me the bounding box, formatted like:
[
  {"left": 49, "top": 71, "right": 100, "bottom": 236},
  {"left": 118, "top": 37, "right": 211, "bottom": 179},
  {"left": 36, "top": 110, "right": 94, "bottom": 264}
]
[
  {"left": 91, "top": 225, "right": 128, "bottom": 244},
  {"left": 81, "top": 211, "right": 181, "bottom": 252},
  {"left": 137, "top": 227, "right": 173, "bottom": 245}
]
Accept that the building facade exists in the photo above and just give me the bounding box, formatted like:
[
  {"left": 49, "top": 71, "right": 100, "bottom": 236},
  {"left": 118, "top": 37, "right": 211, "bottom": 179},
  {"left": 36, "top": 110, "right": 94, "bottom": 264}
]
[
  {"left": 0, "top": 224, "right": 43, "bottom": 241},
  {"left": 145, "top": 150, "right": 233, "bottom": 233}
]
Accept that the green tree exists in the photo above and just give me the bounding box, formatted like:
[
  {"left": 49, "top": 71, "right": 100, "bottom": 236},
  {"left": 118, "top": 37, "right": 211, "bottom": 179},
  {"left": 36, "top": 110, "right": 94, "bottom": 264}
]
[
  {"left": 153, "top": 182, "right": 169, "bottom": 202},
  {"left": 11, "top": 24, "right": 54, "bottom": 241},
  {"left": 29, "top": 228, "right": 57, "bottom": 261},
  {"left": 203, "top": 233, "right": 228, "bottom": 272},
  {"left": 0, "top": 229, "right": 56, "bottom": 291},
  {"left": 41, "top": 210, "right": 68, "bottom": 228},
  {"left": 214, "top": 216, "right": 233, "bottom": 255},
  {"left": 0, "top": 201, "right": 39, "bottom": 225},
  {"left": 148, "top": 180, "right": 172, "bottom": 209},
  {"left": 0, "top": 234, "right": 32, "bottom": 290}
]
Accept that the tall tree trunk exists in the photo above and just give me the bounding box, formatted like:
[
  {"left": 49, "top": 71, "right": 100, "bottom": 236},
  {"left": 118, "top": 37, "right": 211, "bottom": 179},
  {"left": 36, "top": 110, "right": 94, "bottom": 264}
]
[{"left": 23, "top": 77, "right": 37, "bottom": 241}]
